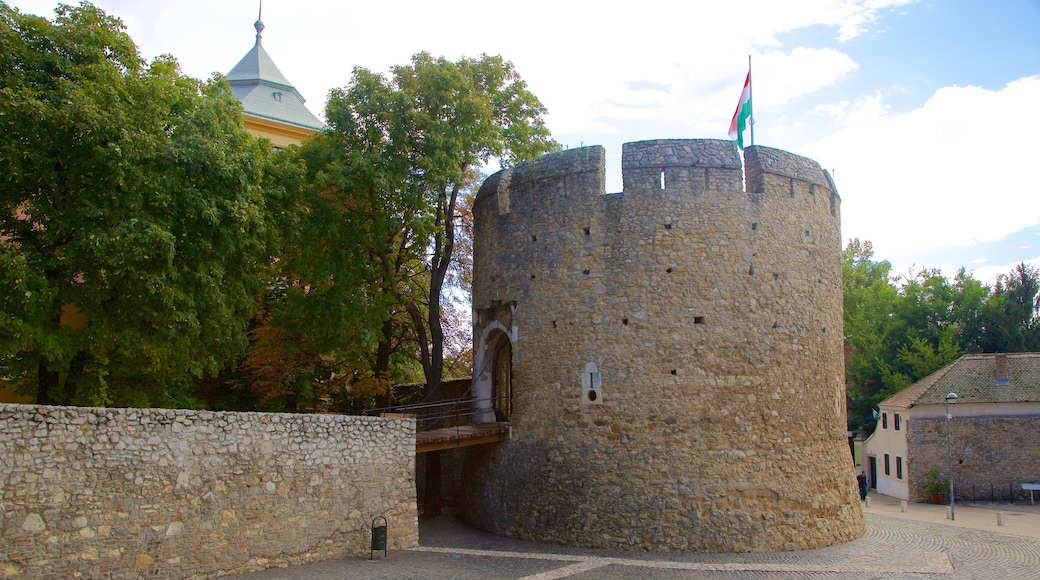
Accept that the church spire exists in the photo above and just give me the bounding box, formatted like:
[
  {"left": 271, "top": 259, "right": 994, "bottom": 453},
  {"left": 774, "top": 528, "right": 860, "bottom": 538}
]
[
  {"left": 254, "top": 1, "right": 264, "bottom": 46},
  {"left": 226, "top": 1, "right": 324, "bottom": 135}
]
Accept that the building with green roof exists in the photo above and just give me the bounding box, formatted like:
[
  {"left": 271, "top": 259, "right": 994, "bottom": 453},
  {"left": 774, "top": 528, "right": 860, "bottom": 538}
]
[
  {"left": 227, "top": 17, "right": 323, "bottom": 148},
  {"left": 862, "top": 353, "right": 1040, "bottom": 502}
]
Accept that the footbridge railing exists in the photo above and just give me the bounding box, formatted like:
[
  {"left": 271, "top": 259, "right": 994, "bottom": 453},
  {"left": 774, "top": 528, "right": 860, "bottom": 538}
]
[{"left": 366, "top": 396, "right": 510, "bottom": 453}]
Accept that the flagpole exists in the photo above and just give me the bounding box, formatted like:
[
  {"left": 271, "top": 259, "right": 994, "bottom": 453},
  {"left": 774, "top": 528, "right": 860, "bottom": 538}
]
[{"left": 748, "top": 54, "right": 754, "bottom": 147}]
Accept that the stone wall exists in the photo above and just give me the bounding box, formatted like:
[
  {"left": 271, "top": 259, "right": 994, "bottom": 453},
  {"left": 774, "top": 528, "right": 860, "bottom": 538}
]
[
  {"left": 463, "top": 140, "right": 864, "bottom": 552},
  {"left": 907, "top": 414, "right": 1040, "bottom": 503},
  {"left": 0, "top": 404, "right": 417, "bottom": 578}
]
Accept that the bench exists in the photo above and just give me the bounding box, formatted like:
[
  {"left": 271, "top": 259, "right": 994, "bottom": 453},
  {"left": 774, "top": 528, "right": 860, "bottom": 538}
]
[{"left": 1023, "top": 483, "right": 1040, "bottom": 506}]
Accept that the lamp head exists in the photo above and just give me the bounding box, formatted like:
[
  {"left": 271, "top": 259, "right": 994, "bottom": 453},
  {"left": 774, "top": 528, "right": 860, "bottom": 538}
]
[{"left": 945, "top": 392, "right": 959, "bottom": 402}]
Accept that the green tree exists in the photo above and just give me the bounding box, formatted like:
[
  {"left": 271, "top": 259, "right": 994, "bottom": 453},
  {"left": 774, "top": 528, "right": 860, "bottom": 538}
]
[
  {"left": 975, "top": 263, "right": 1040, "bottom": 352},
  {"left": 842, "top": 239, "right": 901, "bottom": 431},
  {"left": 842, "top": 241, "right": 967, "bottom": 433},
  {"left": 881, "top": 268, "right": 964, "bottom": 386},
  {"left": 0, "top": 3, "right": 272, "bottom": 407},
  {"left": 278, "top": 53, "right": 553, "bottom": 391},
  {"left": 277, "top": 52, "right": 555, "bottom": 514},
  {"left": 842, "top": 243, "right": 1040, "bottom": 433},
  {"left": 949, "top": 267, "right": 990, "bottom": 351}
]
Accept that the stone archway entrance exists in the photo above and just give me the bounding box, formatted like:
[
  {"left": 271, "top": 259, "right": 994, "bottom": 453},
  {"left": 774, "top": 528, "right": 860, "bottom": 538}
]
[
  {"left": 475, "top": 327, "right": 512, "bottom": 423},
  {"left": 491, "top": 337, "right": 511, "bottom": 421}
]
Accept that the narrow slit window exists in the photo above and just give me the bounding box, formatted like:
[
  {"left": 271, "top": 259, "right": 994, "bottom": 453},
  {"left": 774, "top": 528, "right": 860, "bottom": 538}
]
[{"left": 660, "top": 170, "right": 665, "bottom": 190}]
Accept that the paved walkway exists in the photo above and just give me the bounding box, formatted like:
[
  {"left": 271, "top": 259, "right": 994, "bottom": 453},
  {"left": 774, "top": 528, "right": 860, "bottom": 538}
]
[
  {"left": 864, "top": 490, "right": 1040, "bottom": 540},
  {"left": 231, "top": 492, "right": 1040, "bottom": 579}
]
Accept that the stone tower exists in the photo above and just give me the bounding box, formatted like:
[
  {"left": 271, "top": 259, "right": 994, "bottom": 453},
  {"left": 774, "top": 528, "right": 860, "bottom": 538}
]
[{"left": 462, "top": 139, "right": 864, "bottom": 552}]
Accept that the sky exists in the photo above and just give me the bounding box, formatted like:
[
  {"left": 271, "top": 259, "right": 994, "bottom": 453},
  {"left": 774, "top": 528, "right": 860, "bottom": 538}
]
[{"left": 9, "top": 0, "right": 1040, "bottom": 285}]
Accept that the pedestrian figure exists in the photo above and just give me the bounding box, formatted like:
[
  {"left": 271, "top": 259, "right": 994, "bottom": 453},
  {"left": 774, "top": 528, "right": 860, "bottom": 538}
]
[{"left": 857, "top": 470, "right": 868, "bottom": 501}]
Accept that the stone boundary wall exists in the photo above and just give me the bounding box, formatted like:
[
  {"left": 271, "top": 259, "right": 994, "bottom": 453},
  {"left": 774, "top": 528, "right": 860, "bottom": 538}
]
[
  {"left": 0, "top": 404, "right": 417, "bottom": 578},
  {"left": 907, "top": 414, "right": 1040, "bottom": 503}
]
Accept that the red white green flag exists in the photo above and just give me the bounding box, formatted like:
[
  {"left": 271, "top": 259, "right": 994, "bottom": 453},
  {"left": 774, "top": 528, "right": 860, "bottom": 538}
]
[{"left": 728, "top": 70, "right": 752, "bottom": 149}]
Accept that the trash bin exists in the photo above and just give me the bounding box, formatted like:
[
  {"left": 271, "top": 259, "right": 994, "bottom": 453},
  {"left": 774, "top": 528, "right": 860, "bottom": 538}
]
[{"left": 370, "top": 516, "right": 388, "bottom": 559}]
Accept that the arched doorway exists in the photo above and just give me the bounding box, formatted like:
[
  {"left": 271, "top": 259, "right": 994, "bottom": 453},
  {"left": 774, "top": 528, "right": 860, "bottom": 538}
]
[
  {"left": 475, "top": 326, "right": 512, "bottom": 424},
  {"left": 491, "top": 337, "right": 511, "bottom": 421}
]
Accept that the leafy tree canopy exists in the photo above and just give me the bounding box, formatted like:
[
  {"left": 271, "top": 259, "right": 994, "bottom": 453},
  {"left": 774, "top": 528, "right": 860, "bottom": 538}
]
[
  {"left": 0, "top": 3, "right": 273, "bottom": 407},
  {"left": 843, "top": 238, "right": 1040, "bottom": 433},
  {"left": 975, "top": 262, "right": 1040, "bottom": 353},
  {"left": 271, "top": 52, "right": 555, "bottom": 405}
]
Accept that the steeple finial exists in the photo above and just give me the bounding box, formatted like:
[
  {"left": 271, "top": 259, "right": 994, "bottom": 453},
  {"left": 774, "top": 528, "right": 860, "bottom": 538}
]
[{"left": 254, "top": 1, "right": 264, "bottom": 46}]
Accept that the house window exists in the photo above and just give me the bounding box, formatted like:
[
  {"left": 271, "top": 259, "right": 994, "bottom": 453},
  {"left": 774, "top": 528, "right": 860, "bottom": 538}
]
[
  {"left": 896, "top": 456, "right": 903, "bottom": 480},
  {"left": 884, "top": 454, "right": 891, "bottom": 476},
  {"left": 895, "top": 413, "right": 901, "bottom": 431},
  {"left": 882, "top": 412, "right": 888, "bottom": 429}
]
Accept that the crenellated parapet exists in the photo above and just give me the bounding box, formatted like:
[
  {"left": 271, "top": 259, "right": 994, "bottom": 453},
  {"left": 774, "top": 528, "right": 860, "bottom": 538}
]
[
  {"left": 474, "top": 140, "right": 842, "bottom": 235},
  {"left": 464, "top": 139, "right": 862, "bottom": 553}
]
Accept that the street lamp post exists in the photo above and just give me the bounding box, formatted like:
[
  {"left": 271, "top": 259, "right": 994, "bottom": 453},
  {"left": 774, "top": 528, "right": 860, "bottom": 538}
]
[{"left": 945, "top": 392, "right": 959, "bottom": 521}]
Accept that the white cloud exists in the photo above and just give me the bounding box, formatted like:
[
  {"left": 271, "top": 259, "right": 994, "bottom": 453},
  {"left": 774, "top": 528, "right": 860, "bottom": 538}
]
[
  {"left": 547, "top": 45, "right": 860, "bottom": 138},
  {"left": 961, "top": 257, "right": 1040, "bottom": 287},
  {"left": 755, "top": 47, "right": 861, "bottom": 108},
  {"left": 719, "top": 0, "right": 917, "bottom": 44},
  {"left": 9, "top": 0, "right": 904, "bottom": 139},
  {"left": 803, "top": 75, "right": 1040, "bottom": 263},
  {"left": 813, "top": 90, "right": 889, "bottom": 125}
]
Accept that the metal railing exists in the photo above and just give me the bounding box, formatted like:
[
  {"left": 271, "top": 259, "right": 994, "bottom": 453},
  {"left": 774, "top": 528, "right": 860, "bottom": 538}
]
[{"left": 366, "top": 395, "right": 507, "bottom": 432}]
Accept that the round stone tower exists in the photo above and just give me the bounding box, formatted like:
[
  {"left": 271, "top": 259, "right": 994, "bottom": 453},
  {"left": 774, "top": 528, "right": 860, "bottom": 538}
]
[{"left": 462, "top": 139, "right": 864, "bottom": 552}]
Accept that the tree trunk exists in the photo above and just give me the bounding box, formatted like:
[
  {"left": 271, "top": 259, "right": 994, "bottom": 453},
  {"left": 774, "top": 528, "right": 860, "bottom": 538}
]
[
  {"left": 416, "top": 182, "right": 462, "bottom": 519},
  {"left": 375, "top": 318, "right": 394, "bottom": 407}
]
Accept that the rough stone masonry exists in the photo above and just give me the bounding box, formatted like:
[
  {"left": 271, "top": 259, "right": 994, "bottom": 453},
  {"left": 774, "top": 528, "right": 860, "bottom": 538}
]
[
  {"left": 463, "top": 139, "right": 865, "bottom": 552},
  {"left": 0, "top": 404, "right": 417, "bottom": 578}
]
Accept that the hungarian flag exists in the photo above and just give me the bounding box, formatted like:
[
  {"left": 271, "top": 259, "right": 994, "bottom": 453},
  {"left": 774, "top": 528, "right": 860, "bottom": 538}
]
[{"left": 729, "top": 70, "right": 752, "bottom": 149}]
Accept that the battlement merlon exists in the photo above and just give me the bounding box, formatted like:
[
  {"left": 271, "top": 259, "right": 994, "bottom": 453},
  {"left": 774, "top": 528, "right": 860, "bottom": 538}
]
[
  {"left": 512, "top": 145, "right": 606, "bottom": 188},
  {"left": 744, "top": 145, "right": 841, "bottom": 199},
  {"left": 474, "top": 146, "right": 606, "bottom": 215},
  {"left": 622, "top": 139, "right": 743, "bottom": 194},
  {"left": 473, "top": 163, "right": 513, "bottom": 215},
  {"left": 621, "top": 139, "right": 742, "bottom": 171}
]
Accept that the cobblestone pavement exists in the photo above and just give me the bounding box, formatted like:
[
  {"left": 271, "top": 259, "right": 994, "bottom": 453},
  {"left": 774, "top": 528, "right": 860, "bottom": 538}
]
[{"left": 231, "top": 500, "right": 1040, "bottom": 580}]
